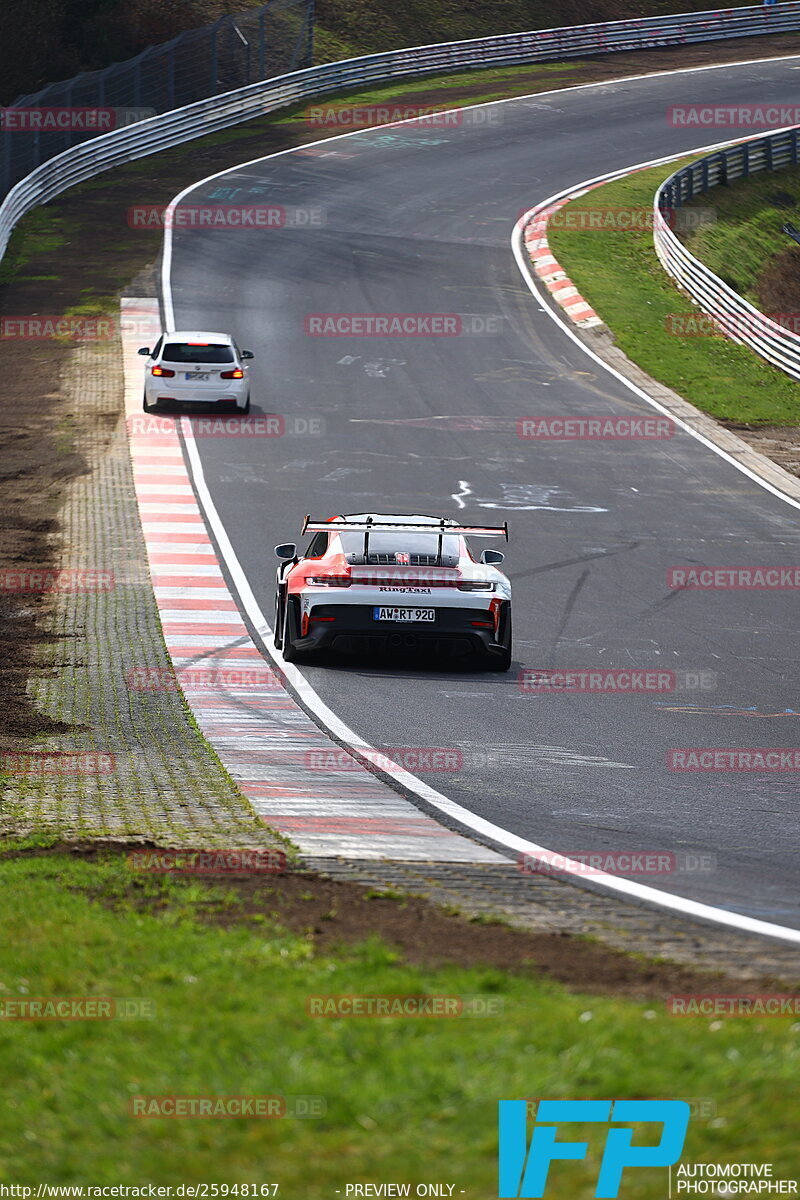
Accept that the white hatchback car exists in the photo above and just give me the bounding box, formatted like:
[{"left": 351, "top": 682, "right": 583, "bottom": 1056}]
[{"left": 139, "top": 331, "right": 253, "bottom": 413}]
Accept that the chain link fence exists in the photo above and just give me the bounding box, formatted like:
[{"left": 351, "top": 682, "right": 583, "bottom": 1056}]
[{"left": 0, "top": 0, "right": 314, "bottom": 200}]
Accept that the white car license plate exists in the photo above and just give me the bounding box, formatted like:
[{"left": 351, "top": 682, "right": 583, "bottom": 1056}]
[
  {"left": 185, "top": 371, "right": 211, "bottom": 381},
  {"left": 373, "top": 607, "right": 435, "bottom": 622}
]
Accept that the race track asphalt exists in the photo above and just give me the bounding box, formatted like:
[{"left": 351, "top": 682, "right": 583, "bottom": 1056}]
[{"left": 166, "top": 56, "right": 800, "bottom": 927}]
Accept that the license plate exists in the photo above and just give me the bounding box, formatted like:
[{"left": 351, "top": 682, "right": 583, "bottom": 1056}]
[
  {"left": 373, "top": 607, "right": 435, "bottom": 622},
  {"left": 185, "top": 371, "right": 211, "bottom": 381}
]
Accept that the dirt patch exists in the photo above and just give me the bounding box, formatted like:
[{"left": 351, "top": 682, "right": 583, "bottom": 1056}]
[
  {"left": 0, "top": 336, "right": 88, "bottom": 742},
  {"left": 756, "top": 242, "right": 800, "bottom": 312},
  {"left": 722, "top": 420, "right": 800, "bottom": 474},
  {"left": 2, "top": 32, "right": 800, "bottom": 746},
  {"left": 4, "top": 839, "right": 782, "bottom": 997}
]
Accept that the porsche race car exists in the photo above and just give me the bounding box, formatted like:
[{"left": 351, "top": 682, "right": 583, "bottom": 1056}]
[{"left": 273, "top": 513, "right": 512, "bottom": 670}]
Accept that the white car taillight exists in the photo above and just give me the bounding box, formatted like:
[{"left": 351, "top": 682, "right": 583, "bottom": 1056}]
[
  {"left": 457, "top": 581, "right": 495, "bottom": 592},
  {"left": 307, "top": 576, "right": 352, "bottom": 587}
]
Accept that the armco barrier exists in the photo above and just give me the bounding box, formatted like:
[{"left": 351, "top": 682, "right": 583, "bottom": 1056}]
[
  {"left": 2, "top": 3, "right": 800, "bottom": 268},
  {"left": 655, "top": 127, "right": 800, "bottom": 381}
]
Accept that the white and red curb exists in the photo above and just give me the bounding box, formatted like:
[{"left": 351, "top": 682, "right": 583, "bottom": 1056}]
[
  {"left": 523, "top": 184, "right": 605, "bottom": 329},
  {"left": 120, "top": 299, "right": 503, "bottom": 864}
]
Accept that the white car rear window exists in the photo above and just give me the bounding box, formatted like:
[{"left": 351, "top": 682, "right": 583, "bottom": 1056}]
[{"left": 162, "top": 343, "right": 234, "bottom": 364}]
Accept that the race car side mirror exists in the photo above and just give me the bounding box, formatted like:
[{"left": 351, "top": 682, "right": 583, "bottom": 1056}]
[
  {"left": 481, "top": 549, "right": 504, "bottom": 565},
  {"left": 241, "top": 349, "right": 255, "bottom": 360},
  {"left": 138, "top": 347, "right": 150, "bottom": 356},
  {"left": 275, "top": 543, "right": 297, "bottom": 560}
]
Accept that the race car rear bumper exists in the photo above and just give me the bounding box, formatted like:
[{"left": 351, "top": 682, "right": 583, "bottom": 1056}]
[{"left": 292, "top": 602, "right": 509, "bottom": 661}]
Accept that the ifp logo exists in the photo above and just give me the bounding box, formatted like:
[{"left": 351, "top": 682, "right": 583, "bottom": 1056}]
[{"left": 498, "top": 1100, "right": 690, "bottom": 1197}]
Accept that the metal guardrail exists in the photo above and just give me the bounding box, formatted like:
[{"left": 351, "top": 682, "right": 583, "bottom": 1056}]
[
  {"left": 655, "top": 127, "right": 800, "bottom": 382},
  {"left": 3, "top": 3, "right": 800, "bottom": 269}
]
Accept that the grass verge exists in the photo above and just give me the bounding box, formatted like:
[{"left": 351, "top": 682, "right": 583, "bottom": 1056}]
[
  {"left": 0, "top": 849, "right": 798, "bottom": 1191},
  {"left": 681, "top": 163, "right": 800, "bottom": 307},
  {"left": 546, "top": 159, "right": 800, "bottom": 426}
]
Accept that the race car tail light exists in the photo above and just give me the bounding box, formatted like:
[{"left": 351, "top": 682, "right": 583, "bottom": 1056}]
[
  {"left": 457, "top": 581, "right": 495, "bottom": 592},
  {"left": 151, "top": 365, "right": 175, "bottom": 377},
  {"left": 301, "top": 613, "right": 336, "bottom": 636},
  {"left": 470, "top": 620, "right": 493, "bottom": 629},
  {"left": 307, "top": 575, "right": 352, "bottom": 587},
  {"left": 220, "top": 368, "right": 244, "bottom": 379}
]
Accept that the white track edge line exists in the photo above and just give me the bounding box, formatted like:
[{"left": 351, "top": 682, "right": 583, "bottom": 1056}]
[
  {"left": 164, "top": 66, "right": 800, "bottom": 944},
  {"left": 181, "top": 419, "right": 800, "bottom": 943}
]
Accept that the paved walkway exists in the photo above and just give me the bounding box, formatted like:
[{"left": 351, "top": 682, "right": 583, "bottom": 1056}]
[{"left": 0, "top": 312, "right": 285, "bottom": 848}]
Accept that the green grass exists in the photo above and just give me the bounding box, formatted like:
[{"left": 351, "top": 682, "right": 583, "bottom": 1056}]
[
  {"left": 272, "top": 61, "right": 580, "bottom": 124},
  {"left": 0, "top": 208, "right": 72, "bottom": 285},
  {"left": 682, "top": 165, "right": 800, "bottom": 304},
  {"left": 547, "top": 159, "right": 800, "bottom": 426},
  {"left": 0, "top": 849, "right": 797, "bottom": 1192}
]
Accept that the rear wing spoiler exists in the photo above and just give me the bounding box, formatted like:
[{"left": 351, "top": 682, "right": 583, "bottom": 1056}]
[{"left": 302, "top": 516, "right": 509, "bottom": 540}]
